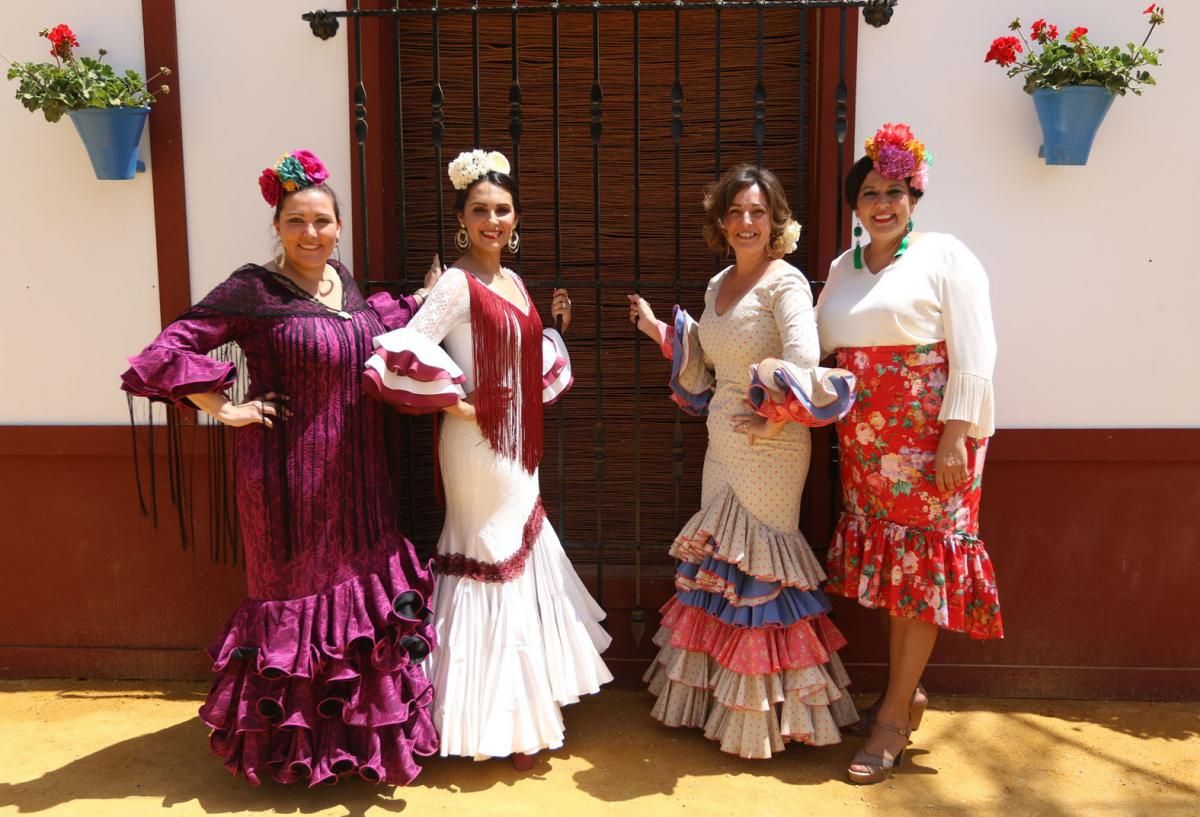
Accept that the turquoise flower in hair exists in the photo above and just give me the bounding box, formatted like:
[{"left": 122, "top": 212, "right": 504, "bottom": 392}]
[{"left": 275, "top": 155, "right": 309, "bottom": 193}]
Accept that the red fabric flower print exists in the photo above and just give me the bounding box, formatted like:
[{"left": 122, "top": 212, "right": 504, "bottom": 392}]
[
  {"left": 258, "top": 168, "right": 283, "bottom": 206},
  {"left": 1030, "top": 18, "right": 1059, "bottom": 42},
  {"left": 985, "top": 36, "right": 1023, "bottom": 67},
  {"left": 1066, "top": 26, "right": 1088, "bottom": 43},
  {"left": 44, "top": 24, "right": 79, "bottom": 59}
]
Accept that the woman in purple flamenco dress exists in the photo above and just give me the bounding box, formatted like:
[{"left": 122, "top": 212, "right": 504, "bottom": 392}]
[{"left": 121, "top": 151, "right": 440, "bottom": 786}]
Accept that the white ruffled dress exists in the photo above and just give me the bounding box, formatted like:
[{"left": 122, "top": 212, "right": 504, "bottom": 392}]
[{"left": 364, "top": 267, "right": 611, "bottom": 759}]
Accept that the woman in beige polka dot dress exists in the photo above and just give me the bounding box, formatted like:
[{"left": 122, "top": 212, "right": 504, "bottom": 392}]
[{"left": 627, "top": 165, "right": 859, "bottom": 758}]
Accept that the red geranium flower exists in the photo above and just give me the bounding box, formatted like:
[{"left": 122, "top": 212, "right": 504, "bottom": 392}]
[
  {"left": 985, "top": 36, "right": 1023, "bottom": 67},
  {"left": 1030, "top": 18, "right": 1059, "bottom": 42},
  {"left": 1066, "top": 26, "right": 1088, "bottom": 43},
  {"left": 43, "top": 23, "right": 78, "bottom": 59}
]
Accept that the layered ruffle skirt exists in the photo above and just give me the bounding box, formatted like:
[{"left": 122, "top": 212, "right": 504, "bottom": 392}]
[
  {"left": 198, "top": 549, "right": 439, "bottom": 786},
  {"left": 644, "top": 487, "right": 859, "bottom": 758},
  {"left": 826, "top": 343, "right": 1003, "bottom": 639}
]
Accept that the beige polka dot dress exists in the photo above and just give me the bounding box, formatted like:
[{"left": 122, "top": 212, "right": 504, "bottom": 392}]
[{"left": 643, "top": 262, "right": 859, "bottom": 758}]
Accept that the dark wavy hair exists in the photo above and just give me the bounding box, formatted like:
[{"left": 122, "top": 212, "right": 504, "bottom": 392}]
[{"left": 701, "top": 164, "right": 792, "bottom": 255}]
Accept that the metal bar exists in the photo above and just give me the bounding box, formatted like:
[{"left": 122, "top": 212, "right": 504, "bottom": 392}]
[
  {"left": 551, "top": 2, "right": 567, "bottom": 542},
  {"left": 713, "top": 4, "right": 722, "bottom": 276},
  {"left": 830, "top": 6, "right": 851, "bottom": 531},
  {"left": 391, "top": 0, "right": 416, "bottom": 530},
  {"left": 509, "top": 1, "right": 522, "bottom": 275},
  {"left": 392, "top": 0, "right": 408, "bottom": 283},
  {"left": 305, "top": 1, "right": 898, "bottom": 21},
  {"left": 797, "top": 5, "right": 809, "bottom": 272},
  {"left": 352, "top": 0, "right": 370, "bottom": 281},
  {"left": 431, "top": 0, "right": 445, "bottom": 262},
  {"left": 589, "top": 2, "right": 606, "bottom": 609},
  {"left": 671, "top": 3, "right": 684, "bottom": 529},
  {"left": 471, "top": 1, "right": 481, "bottom": 147},
  {"left": 754, "top": 3, "right": 766, "bottom": 167},
  {"left": 631, "top": 0, "right": 644, "bottom": 637}
]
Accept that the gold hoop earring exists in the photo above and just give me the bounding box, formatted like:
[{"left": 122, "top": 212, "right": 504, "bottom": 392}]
[
  {"left": 455, "top": 225, "right": 470, "bottom": 250},
  {"left": 507, "top": 230, "right": 520, "bottom": 253}
]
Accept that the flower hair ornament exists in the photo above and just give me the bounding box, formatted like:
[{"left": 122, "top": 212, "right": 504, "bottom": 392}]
[
  {"left": 448, "top": 149, "right": 511, "bottom": 191},
  {"left": 770, "top": 220, "right": 802, "bottom": 258},
  {"left": 854, "top": 122, "right": 931, "bottom": 269},
  {"left": 258, "top": 150, "right": 330, "bottom": 207},
  {"left": 864, "top": 122, "right": 931, "bottom": 192}
]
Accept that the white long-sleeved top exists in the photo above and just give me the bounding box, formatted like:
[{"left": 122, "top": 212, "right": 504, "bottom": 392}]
[{"left": 816, "top": 232, "right": 996, "bottom": 438}]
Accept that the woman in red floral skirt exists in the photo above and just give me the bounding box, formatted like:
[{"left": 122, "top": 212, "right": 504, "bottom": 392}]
[{"left": 755, "top": 123, "right": 1002, "bottom": 784}]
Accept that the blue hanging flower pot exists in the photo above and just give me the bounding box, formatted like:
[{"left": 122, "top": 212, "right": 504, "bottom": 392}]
[
  {"left": 1032, "top": 86, "right": 1115, "bottom": 166},
  {"left": 66, "top": 106, "right": 149, "bottom": 180}
]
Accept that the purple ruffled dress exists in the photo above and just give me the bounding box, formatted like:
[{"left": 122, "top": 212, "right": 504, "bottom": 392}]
[{"left": 121, "top": 261, "right": 438, "bottom": 786}]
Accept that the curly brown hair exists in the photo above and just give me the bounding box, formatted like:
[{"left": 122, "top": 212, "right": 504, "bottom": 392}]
[{"left": 701, "top": 164, "right": 793, "bottom": 257}]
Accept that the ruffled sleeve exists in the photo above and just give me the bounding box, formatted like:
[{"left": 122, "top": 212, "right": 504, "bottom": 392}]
[
  {"left": 120, "top": 314, "right": 246, "bottom": 405},
  {"left": 541, "top": 327, "right": 573, "bottom": 405},
  {"left": 938, "top": 237, "right": 996, "bottom": 438},
  {"left": 363, "top": 327, "right": 467, "bottom": 413},
  {"left": 366, "top": 289, "right": 422, "bottom": 331},
  {"left": 656, "top": 306, "right": 714, "bottom": 416},
  {"left": 750, "top": 269, "right": 855, "bottom": 427}
]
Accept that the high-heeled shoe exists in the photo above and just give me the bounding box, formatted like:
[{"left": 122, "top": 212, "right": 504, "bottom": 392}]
[
  {"left": 511, "top": 752, "right": 535, "bottom": 771},
  {"left": 847, "top": 720, "right": 911, "bottom": 785},
  {"left": 848, "top": 683, "right": 927, "bottom": 737}
]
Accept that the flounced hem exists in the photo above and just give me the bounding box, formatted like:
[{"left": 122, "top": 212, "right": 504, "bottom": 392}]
[
  {"left": 199, "top": 549, "right": 439, "bottom": 786},
  {"left": 826, "top": 512, "right": 1004, "bottom": 640},
  {"left": 670, "top": 487, "right": 826, "bottom": 589},
  {"left": 656, "top": 596, "right": 846, "bottom": 676},
  {"left": 643, "top": 649, "right": 858, "bottom": 757},
  {"left": 121, "top": 348, "right": 236, "bottom": 406},
  {"left": 204, "top": 654, "right": 437, "bottom": 787},
  {"left": 209, "top": 549, "right": 436, "bottom": 676},
  {"left": 430, "top": 523, "right": 613, "bottom": 759}
]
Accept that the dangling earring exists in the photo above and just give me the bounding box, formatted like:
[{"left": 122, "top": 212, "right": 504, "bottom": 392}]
[
  {"left": 907, "top": 218, "right": 914, "bottom": 232},
  {"left": 455, "top": 224, "right": 470, "bottom": 250},
  {"left": 852, "top": 219, "right": 864, "bottom": 270},
  {"left": 897, "top": 217, "right": 914, "bottom": 257},
  {"left": 507, "top": 230, "right": 520, "bottom": 253},
  {"left": 333, "top": 240, "right": 342, "bottom": 263}
]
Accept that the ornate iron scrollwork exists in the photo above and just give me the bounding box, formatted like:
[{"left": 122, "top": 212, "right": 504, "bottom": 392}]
[
  {"left": 863, "top": 0, "right": 895, "bottom": 28},
  {"left": 305, "top": 9, "right": 340, "bottom": 40}
]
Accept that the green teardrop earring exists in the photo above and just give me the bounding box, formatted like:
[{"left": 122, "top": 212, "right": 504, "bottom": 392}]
[
  {"left": 852, "top": 222, "right": 864, "bottom": 270},
  {"left": 897, "top": 217, "right": 913, "bottom": 257}
]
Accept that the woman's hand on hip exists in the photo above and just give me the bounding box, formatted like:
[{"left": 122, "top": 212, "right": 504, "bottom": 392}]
[
  {"left": 732, "top": 406, "right": 788, "bottom": 446},
  {"left": 444, "top": 397, "right": 476, "bottom": 422},
  {"left": 551, "top": 288, "right": 572, "bottom": 333},
  {"left": 211, "top": 392, "right": 290, "bottom": 429},
  {"left": 935, "top": 420, "right": 971, "bottom": 493}
]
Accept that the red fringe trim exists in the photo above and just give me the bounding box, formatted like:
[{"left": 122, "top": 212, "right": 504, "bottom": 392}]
[
  {"left": 436, "top": 499, "right": 545, "bottom": 583},
  {"left": 465, "top": 271, "right": 544, "bottom": 474}
]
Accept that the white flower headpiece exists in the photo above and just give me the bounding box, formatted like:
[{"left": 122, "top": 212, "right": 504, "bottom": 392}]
[
  {"left": 448, "top": 149, "right": 511, "bottom": 191},
  {"left": 771, "top": 219, "right": 802, "bottom": 257}
]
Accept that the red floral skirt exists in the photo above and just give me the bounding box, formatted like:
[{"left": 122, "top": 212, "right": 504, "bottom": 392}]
[{"left": 826, "top": 343, "right": 1003, "bottom": 639}]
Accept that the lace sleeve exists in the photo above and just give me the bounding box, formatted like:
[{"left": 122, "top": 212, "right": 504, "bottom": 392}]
[{"left": 404, "top": 267, "right": 471, "bottom": 343}]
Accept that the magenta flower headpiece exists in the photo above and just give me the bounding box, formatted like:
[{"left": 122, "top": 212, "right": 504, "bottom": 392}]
[
  {"left": 258, "top": 149, "right": 330, "bottom": 207},
  {"left": 864, "top": 123, "right": 931, "bottom": 192}
]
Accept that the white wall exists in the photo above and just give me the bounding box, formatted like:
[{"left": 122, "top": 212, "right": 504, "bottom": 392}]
[
  {"left": 857, "top": 0, "right": 1199, "bottom": 428},
  {"left": 3, "top": 1, "right": 162, "bottom": 424},
  {"left": 0, "top": 0, "right": 352, "bottom": 424},
  {"left": 175, "top": 0, "right": 352, "bottom": 300}
]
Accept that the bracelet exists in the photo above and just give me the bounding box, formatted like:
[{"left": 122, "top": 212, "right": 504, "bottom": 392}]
[{"left": 414, "top": 287, "right": 430, "bottom": 302}]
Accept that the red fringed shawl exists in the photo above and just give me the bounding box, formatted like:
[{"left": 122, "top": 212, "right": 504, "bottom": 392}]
[{"left": 465, "top": 271, "right": 545, "bottom": 474}]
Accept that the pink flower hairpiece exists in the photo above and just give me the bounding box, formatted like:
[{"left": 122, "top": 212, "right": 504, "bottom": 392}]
[
  {"left": 864, "top": 122, "right": 931, "bottom": 192},
  {"left": 258, "top": 149, "right": 330, "bottom": 206}
]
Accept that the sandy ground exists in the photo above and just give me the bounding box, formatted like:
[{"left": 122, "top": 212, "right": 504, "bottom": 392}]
[{"left": 0, "top": 681, "right": 1197, "bottom": 817}]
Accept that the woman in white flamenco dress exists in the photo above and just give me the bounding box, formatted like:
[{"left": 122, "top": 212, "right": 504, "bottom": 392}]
[{"left": 364, "top": 151, "right": 611, "bottom": 768}]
